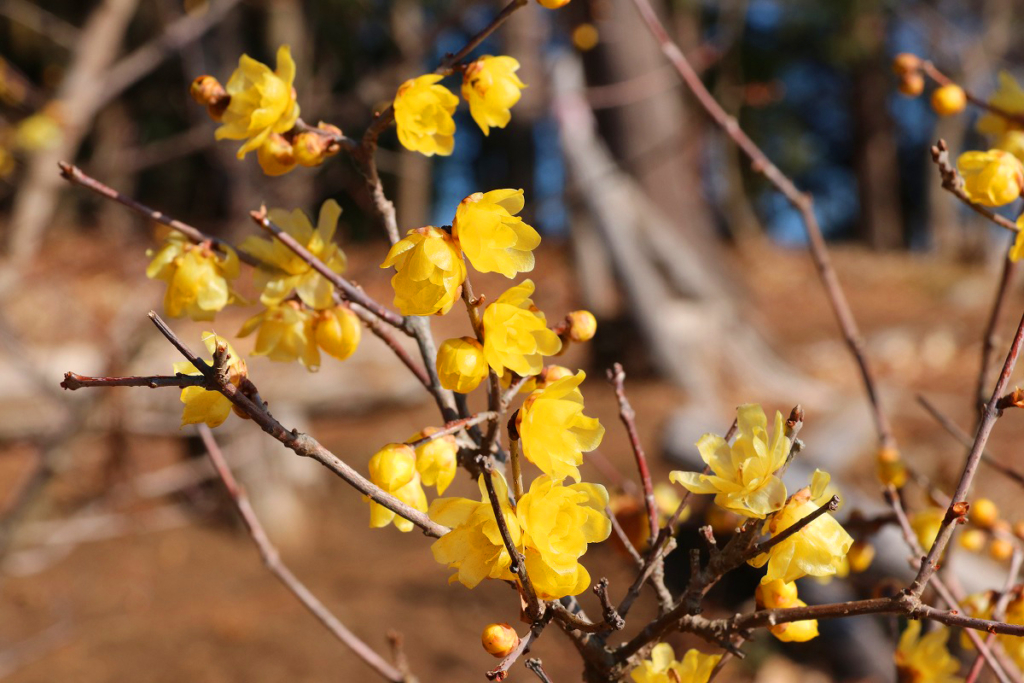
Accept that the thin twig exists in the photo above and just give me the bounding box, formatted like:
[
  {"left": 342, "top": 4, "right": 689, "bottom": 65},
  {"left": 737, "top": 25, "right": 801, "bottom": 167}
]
[
  {"left": 976, "top": 237, "right": 1019, "bottom": 418},
  {"left": 745, "top": 495, "right": 839, "bottom": 561},
  {"left": 930, "top": 140, "right": 1021, "bottom": 234},
  {"left": 481, "top": 466, "right": 541, "bottom": 620},
  {"left": 921, "top": 61, "right": 1024, "bottom": 128},
  {"left": 607, "top": 363, "right": 657, "bottom": 543},
  {"left": 525, "top": 658, "right": 553, "bottom": 683},
  {"left": 59, "top": 371, "right": 205, "bottom": 391},
  {"left": 405, "top": 412, "right": 497, "bottom": 448}
]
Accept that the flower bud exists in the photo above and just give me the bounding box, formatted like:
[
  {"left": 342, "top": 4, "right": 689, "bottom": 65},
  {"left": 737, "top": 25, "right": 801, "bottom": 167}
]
[
  {"left": 293, "top": 131, "right": 339, "bottom": 167},
  {"left": 898, "top": 73, "right": 925, "bottom": 97},
  {"left": 756, "top": 579, "right": 799, "bottom": 609},
  {"left": 990, "top": 537, "right": 1014, "bottom": 561},
  {"left": 875, "top": 447, "right": 907, "bottom": 489},
  {"left": 959, "top": 528, "right": 987, "bottom": 553},
  {"left": 315, "top": 305, "right": 361, "bottom": 361},
  {"left": 368, "top": 443, "right": 417, "bottom": 492},
  {"left": 481, "top": 623, "right": 519, "bottom": 658},
  {"left": 257, "top": 134, "right": 297, "bottom": 176},
  {"left": 437, "top": 337, "right": 488, "bottom": 393},
  {"left": 971, "top": 498, "right": 999, "bottom": 529},
  {"left": 770, "top": 618, "right": 819, "bottom": 643},
  {"left": 567, "top": 310, "right": 597, "bottom": 343},
  {"left": 190, "top": 75, "right": 229, "bottom": 120},
  {"left": 931, "top": 84, "right": 966, "bottom": 117},
  {"left": 847, "top": 540, "right": 875, "bottom": 573},
  {"left": 536, "top": 0, "right": 570, "bottom": 7},
  {"left": 413, "top": 428, "right": 458, "bottom": 495},
  {"left": 892, "top": 53, "right": 922, "bottom": 76}
]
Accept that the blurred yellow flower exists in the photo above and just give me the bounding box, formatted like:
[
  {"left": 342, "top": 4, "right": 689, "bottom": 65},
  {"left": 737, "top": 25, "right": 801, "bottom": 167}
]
[
  {"left": 14, "top": 110, "right": 63, "bottom": 151},
  {"left": 756, "top": 580, "right": 819, "bottom": 642},
  {"left": 0, "top": 145, "right": 14, "bottom": 179},
  {"left": 978, "top": 72, "right": 1024, "bottom": 139},
  {"left": 238, "top": 302, "right": 320, "bottom": 370},
  {"left": 669, "top": 404, "right": 789, "bottom": 519},
  {"left": 629, "top": 643, "right": 720, "bottom": 683},
  {"left": 482, "top": 280, "right": 561, "bottom": 376},
  {"left": 436, "top": 337, "right": 489, "bottom": 393},
  {"left": 394, "top": 74, "right": 459, "bottom": 157},
  {"left": 895, "top": 621, "right": 963, "bottom": 683},
  {"left": 241, "top": 200, "right": 346, "bottom": 310},
  {"left": 536, "top": 0, "right": 571, "bottom": 8},
  {"left": 174, "top": 332, "right": 245, "bottom": 429},
  {"left": 147, "top": 234, "right": 240, "bottom": 321},
  {"left": 256, "top": 133, "right": 297, "bottom": 176},
  {"left": 380, "top": 226, "right": 466, "bottom": 316},
  {"left": 412, "top": 428, "right": 458, "bottom": 495},
  {"left": 518, "top": 370, "right": 604, "bottom": 482},
  {"left": 367, "top": 444, "right": 428, "bottom": 533},
  {"left": 910, "top": 507, "right": 945, "bottom": 553},
  {"left": 957, "top": 149, "right": 1024, "bottom": 207},
  {"left": 462, "top": 56, "right": 525, "bottom": 136},
  {"left": 453, "top": 189, "right": 540, "bottom": 278},
  {"left": 216, "top": 45, "right": 300, "bottom": 159},
  {"left": 314, "top": 305, "right": 361, "bottom": 361}
]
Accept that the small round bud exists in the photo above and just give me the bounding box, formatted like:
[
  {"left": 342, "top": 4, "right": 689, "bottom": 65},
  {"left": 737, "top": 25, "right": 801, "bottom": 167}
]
[
  {"left": 959, "top": 528, "right": 987, "bottom": 553},
  {"left": 1013, "top": 521, "right": 1024, "bottom": 540},
  {"left": 566, "top": 310, "right": 597, "bottom": 343},
  {"left": 847, "top": 540, "right": 875, "bottom": 573},
  {"left": 990, "top": 537, "right": 1014, "bottom": 561},
  {"left": 971, "top": 498, "right": 999, "bottom": 529},
  {"left": 898, "top": 73, "right": 925, "bottom": 97},
  {"left": 931, "top": 84, "right": 967, "bottom": 117},
  {"left": 257, "top": 134, "right": 297, "bottom": 176},
  {"left": 538, "top": 364, "right": 573, "bottom": 388},
  {"left": 572, "top": 23, "right": 599, "bottom": 51},
  {"left": 892, "top": 53, "right": 922, "bottom": 76},
  {"left": 293, "top": 131, "right": 339, "bottom": 168},
  {"left": 875, "top": 447, "right": 907, "bottom": 489},
  {"left": 437, "top": 337, "right": 488, "bottom": 394},
  {"left": 368, "top": 443, "right": 417, "bottom": 492},
  {"left": 190, "top": 75, "right": 229, "bottom": 120},
  {"left": 481, "top": 623, "right": 519, "bottom": 658}
]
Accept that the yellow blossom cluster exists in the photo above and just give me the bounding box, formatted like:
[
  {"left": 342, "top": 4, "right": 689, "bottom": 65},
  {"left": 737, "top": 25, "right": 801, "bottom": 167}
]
[
  {"left": 147, "top": 235, "right": 241, "bottom": 321},
  {"left": 629, "top": 643, "right": 720, "bottom": 683}
]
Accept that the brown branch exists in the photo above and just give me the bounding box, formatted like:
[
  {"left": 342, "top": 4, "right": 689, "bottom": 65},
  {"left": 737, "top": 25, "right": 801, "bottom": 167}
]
[
  {"left": 930, "top": 140, "right": 1021, "bottom": 234},
  {"left": 481, "top": 466, "right": 541, "bottom": 620},
  {"left": 977, "top": 239, "right": 1020, "bottom": 417},
  {"left": 525, "top": 658, "right": 553, "bottom": 683},
  {"left": 405, "top": 412, "right": 497, "bottom": 448},
  {"left": 197, "top": 425, "right": 405, "bottom": 683},
  {"left": 607, "top": 505, "right": 644, "bottom": 567},
  {"left": 745, "top": 495, "right": 839, "bottom": 560},
  {"left": 607, "top": 363, "right": 657, "bottom": 543},
  {"left": 59, "top": 371, "right": 206, "bottom": 391}
]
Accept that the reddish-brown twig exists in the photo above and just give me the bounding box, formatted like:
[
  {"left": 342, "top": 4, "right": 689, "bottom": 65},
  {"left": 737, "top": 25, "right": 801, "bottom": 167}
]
[
  {"left": 406, "top": 412, "right": 497, "bottom": 448},
  {"left": 59, "top": 371, "right": 205, "bottom": 391},
  {"left": 481, "top": 466, "right": 541, "bottom": 619},
  {"left": 525, "top": 658, "right": 553, "bottom": 683},
  {"left": 607, "top": 363, "right": 657, "bottom": 543},
  {"left": 977, "top": 238, "right": 1020, "bottom": 418},
  {"left": 920, "top": 61, "right": 1024, "bottom": 128},
  {"left": 486, "top": 619, "right": 548, "bottom": 681},
  {"left": 930, "top": 140, "right": 1021, "bottom": 234},
  {"left": 197, "top": 425, "right": 405, "bottom": 683}
]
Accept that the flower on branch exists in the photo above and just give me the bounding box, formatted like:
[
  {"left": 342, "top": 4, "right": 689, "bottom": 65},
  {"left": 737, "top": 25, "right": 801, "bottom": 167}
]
[
  {"left": 894, "top": 620, "right": 963, "bottom": 683},
  {"left": 412, "top": 428, "right": 458, "bottom": 495},
  {"left": 629, "top": 643, "right": 720, "bottom": 683},
  {"left": 978, "top": 72, "right": 1024, "bottom": 141},
  {"left": 314, "top": 305, "right": 361, "bottom": 361},
  {"left": 394, "top": 74, "right": 459, "bottom": 157},
  {"left": 482, "top": 280, "right": 561, "bottom": 376},
  {"left": 501, "top": 364, "right": 573, "bottom": 395},
  {"left": 366, "top": 444, "right": 428, "bottom": 533},
  {"left": 956, "top": 149, "right": 1024, "bottom": 207},
  {"left": 174, "top": 332, "right": 246, "bottom": 429},
  {"left": 910, "top": 506, "right": 945, "bottom": 554},
  {"left": 462, "top": 56, "right": 525, "bottom": 136},
  {"left": 453, "top": 189, "right": 540, "bottom": 277},
  {"left": 755, "top": 579, "right": 819, "bottom": 642},
  {"left": 380, "top": 226, "right": 466, "bottom": 316},
  {"left": 517, "top": 370, "right": 604, "bottom": 482},
  {"left": 256, "top": 132, "right": 297, "bottom": 176},
  {"left": 748, "top": 470, "right": 853, "bottom": 584},
  {"left": 436, "top": 337, "right": 488, "bottom": 393},
  {"left": 147, "top": 234, "right": 241, "bottom": 321},
  {"left": 215, "top": 45, "right": 300, "bottom": 159},
  {"left": 669, "top": 404, "right": 790, "bottom": 519},
  {"left": 238, "top": 302, "right": 320, "bottom": 370}
]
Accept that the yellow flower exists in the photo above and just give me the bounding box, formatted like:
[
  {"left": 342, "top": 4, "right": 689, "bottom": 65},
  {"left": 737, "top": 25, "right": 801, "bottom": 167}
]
[
  {"left": 412, "top": 428, "right": 458, "bottom": 495},
  {"left": 238, "top": 302, "right": 321, "bottom": 370},
  {"left": 517, "top": 475, "right": 611, "bottom": 599},
  {"left": 314, "top": 305, "right": 361, "bottom": 361},
  {"left": 436, "top": 337, "right": 489, "bottom": 393},
  {"left": 669, "top": 404, "right": 789, "bottom": 519},
  {"left": 978, "top": 72, "right": 1024, "bottom": 139},
  {"left": 394, "top": 74, "right": 459, "bottom": 157},
  {"left": 518, "top": 370, "right": 604, "bottom": 482},
  {"left": 629, "top": 643, "right": 720, "bottom": 683},
  {"left": 995, "top": 130, "right": 1024, "bottom": 163},
  {"left": 910, "top": 507, "right": 945, "bottom": 553},
  {"left": 453, "top": 189, "right": 540, "bottom": 277},
  {"left": 15, "top": 110, "right": 63, "bottom": 151},
  {"left": 174, "top": 332, "right": 246, "bottom": 429},
  {"left": 256, "top": 133, "right": 297, "bottom": 176},
  {"left": 429, "top": 472, "right": 521, "bottom": 588},
  {"left": 366, "top": 444, "right": 428, "bottom": 533},
  {"left": 481, "top": 623, "right": 519, "bottom": 658},
  {"left": 895, "top": 621, "right": 963, "bottom": 683},
  {"left": 215, "top": 45, "right": 300, "bottom": 159},
  {"left": 380, "top": 226, "right": 466, "bottom": 316},
  {"left": 501, "top": 364, "right": 573, "bottom": 395},
  {"left": 748, "top": 471, "right": 853, "bottom": 584},
  {"left": 755, "top": 580, "right": 819, "bottom": 643},
  {"left": 482, "top": 280, "right": 561, "bottom": 376},
  {"left": 241, "top": 200, "right": 347, "bottom": 310},
  {"left": 462, "top": 56, "right": 525, "bottom": 136},
  {"left": 147, "top": 234, "right": 241, "bottom": 321},
  {"left": 957, "top": 149, "right": 1024, "bottom": 207}
]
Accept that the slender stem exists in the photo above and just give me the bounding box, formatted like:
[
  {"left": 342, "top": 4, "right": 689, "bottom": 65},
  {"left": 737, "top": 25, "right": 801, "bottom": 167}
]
[
  {"left": 60, "top": 372, "right": 206, "bottom": 390},
  {"left": 406, "top": 412, "right": 497, "bottom": 448},
  {"left": 607, "top": 363, "right": 658, "bottom": 543},
  {"left": 977, "top": 237, "right": 1020, "bottom": 419},
  {"left": 525, "top": 658, "right": 553, "bottom": 683},
  {"left": 745, "top": 495, "right": 839, "bottom": 561},
  {"left": 510, "top": 437, "right": 524, "bottom": 501},
  {"left": 486, "top": 620, "right": 547, "bottom": 681},
  {"left": 481, "top": 467, "right": 540, "bottom": 619}
]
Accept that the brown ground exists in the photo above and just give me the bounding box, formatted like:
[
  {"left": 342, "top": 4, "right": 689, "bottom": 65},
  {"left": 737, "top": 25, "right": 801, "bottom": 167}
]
[{"left": 2, "top": 232, "right": 1024, "bottom": 682}]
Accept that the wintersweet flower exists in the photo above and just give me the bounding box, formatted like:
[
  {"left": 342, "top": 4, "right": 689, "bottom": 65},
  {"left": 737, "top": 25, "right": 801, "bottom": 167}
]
[
  {"left": 394, "top": 74, "right": 459, "bottom": 157},
  {"left": 669, "top": 404, "right": 790, "bottom": 518},
  {"left": 436, "top": 337, "right": 489, "bottom": 393},
  {"left": 748, "top": 471, "right": 853, "bottom": 584},
  {"left": 462, "top": 56, "right": 525, "bottom": 136},
  {"left": 482, "top": 280, "right": 561, "bottom": 376},
  {"left": 962, "top": 594, "right": 1024, "bottom": 668},
  {"left": 147, "top": 234, "right": 240, "bottom": 321},
  {"left": 895, "top": 621, "right": 963, "bottom": 683},
  {"left": 174, "top": 333, "right": 246, "bottom": 429},
  {"left": 629, "top": 643, "right": 720, "bottom": 683},
  {"left": 453, "top": 189, "right": 540, "bottom": 277},
  {"left": 380, "top": 226, "right": 466, "bottom": 316},
  {"left": 517, "top": 475, "right": 610, "bottom": 599},
  {"left": 755, "top": 580, "right": 819, "bottom": 642},
  {"left": 314, "top": 305, "right": 361, "bottom": 361},
  {"left": 978, "top": 72, "right": 1024, "bottom": 139},
  {"left": 256, "top": 133, "right": 297, "bottom": 176},
  {"left": 957, "top": 149, "right": 1024, "bottom": 207},
  {"left": 412, "top": 428, "right": 458, "bottom": 495},
  {"left": 429, "top": 472, "right": 521, "bottom": 588},
  {"left": 366, "top": 444, "right": 428, "bottom": 533},
  {"left": 910, "top": 507, "right": 945, "bottom": 552},
  {"left": 238, "top": 302, "right": 320, "bottom": 370},
  {"left": 215, "top": 45, "right": 300, "bottom": 159},
  {"left": 241, "top": 200, "right": 346, "bottom": 310},
  {"left": 518, "top": 370, "right": 604, "bottom": 482}
]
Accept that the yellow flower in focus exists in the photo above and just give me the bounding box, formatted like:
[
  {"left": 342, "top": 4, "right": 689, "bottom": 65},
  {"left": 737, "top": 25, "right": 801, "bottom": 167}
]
[
  {"left": 436, "top": 337, "right": 488, "bottom": 393},
  {"left": 755, "top": 580, "right": 819, "bottom": 642},
  {"left": 394, "top": 74, "right": 459, "bottom": 157},
  {"left": 366, "top": 444, "right": 428, "bottom": 533},
  {"left": 978, "top": 72, "right": 1024, "bottom": 139},
  {"left": 173, "top": 332, "right": 246, "bottom": 429},
  {"left": 910, "top": 507, "right": 945, "bottom": 552},
  {"left": 462, "top": 56, "right": 525, "bottom": 136},
  {"left": 380, "top": 226, "right": 466, "bottom": 316},
  {"left": 429, "top": 472, "right": 521, "bottom": 588},
  {"left": 517, "top": 475, "right": 610, "bottom": 599},
  {"left": 314, "top": 305, "right": 361, "bottom": 361},
  {"left": 147, "top": 234, "right": 241, "bottom": 321},
  {"left": 238, "top": 302, "right": 321, "bottom": 370},
  {"left": 412, "top": 428, "right": 458, "bottom": 495},
  {"left": 748, "top": 471, "right": 853, "bottom": 584},
  {"left": 629, "top": 643, "right": 720, "bottom": 683},
  {"left": 482, "top": 280, "right": 561, "bottom": 376},
  {"left": 256, "top": 133, "right": 297, "bottom": 176},
  {"left": 957, "top": 149, "right": 1024, "bottom": 207},
  {"left": 241, "top": 200, "right": 346, "bottom": 310},
  {"left": 518, "top": 370, "right": 604, "bottom": 482},
  {"left": 895, "top": 621, "right": 963, "bottom": 683},
  {"left": 215, "top": 45, "right": 300, "bottom": 159},
  {"left": 669, "top": 404, "right": 789, "bottom": 519},
  {"left": 453, "top": 189, "right": 540, "bottom": 278}
]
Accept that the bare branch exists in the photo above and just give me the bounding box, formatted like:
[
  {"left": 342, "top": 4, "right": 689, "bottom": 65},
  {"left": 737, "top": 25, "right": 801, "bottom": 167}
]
[
  {"left": 607, "top": 363, "right": 657, "bottom": 543},
  {"left": 60, "top": 371, "right": 206, "bottom": 391}
]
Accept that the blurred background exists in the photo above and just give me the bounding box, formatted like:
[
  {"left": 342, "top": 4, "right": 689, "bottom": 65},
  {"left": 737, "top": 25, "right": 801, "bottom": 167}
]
[{"left": 2, "top": 0, "right": 1024, "bottom": 681}]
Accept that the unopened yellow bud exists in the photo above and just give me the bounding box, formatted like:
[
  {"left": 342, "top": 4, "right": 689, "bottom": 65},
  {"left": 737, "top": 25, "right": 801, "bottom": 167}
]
[
  {"left": 771, "top": 617, "right": 819, "bottom": 643},
  {"left": 413, "top": 428, "right": 458, "bottom": 495},
  {"left": 876, "top": 447, "right": 907, "bottom": 489},
  {"left": 991, "top": 537, "right": 1015, "bottom": 561},
  {"left": 572, "top": 23, "right": 599, "bottom": 51},
  {"left": 898, "top": 73, "right": 925, "bottom": 97},
  {"left": 536, "top": 0, "right": 570, "bottom": 8},
  {"left": 368, "top": 443, "right": 417, "bottom": 492},
  {"left": 315, "top": 305, "right": 361, "bottom": 361},
  {"left": 971, "top": 498, "right": 999, "bottom": 529},
  {"left": 481, "top": 623, "right": 519, "bottom": 658},
  {"left": 190, "top": 75, "right": 229, "bottom": 120},
  {"left": 293, "top": 131, "right": 338, "bottom": 167},
  {"left": 567, "top": 310, "right": 597, "bottom": 343},
  {"left": 959, "top": 528, "right": 987, "bottom": 553},
  {"left": 756, "top": 579, "right": 799, "bottom": 609},
  {"left": 847, "top": 540, "right": 875, "bottom": 573},
  {"left": 892, "top": 53, "right": 922, "bottom": 76},
  {"left": 257, "top": 133, "right": 297, "bottom": 176},
  {"left": 437, "top": 337, "right": 488, "bottom": 393},
  {"left": 931, "top": 84, "right": 966, "bottom": 117}
]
